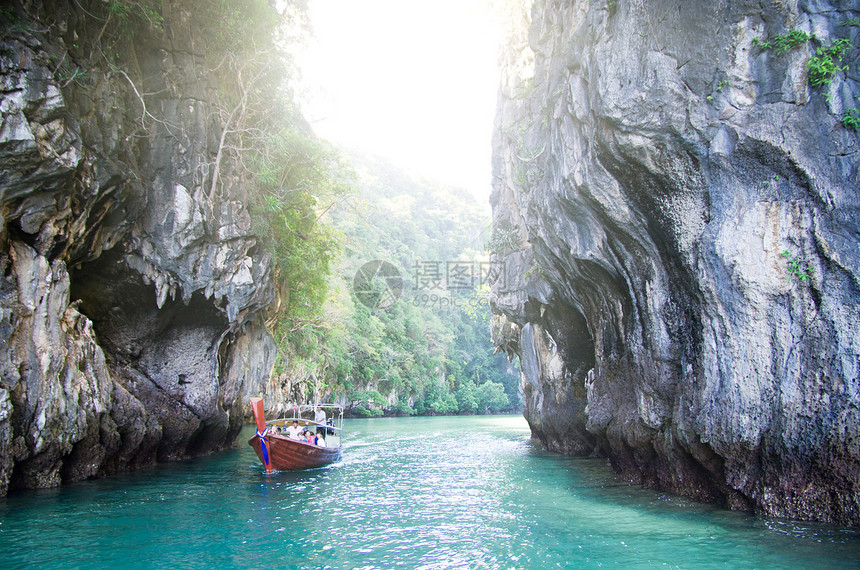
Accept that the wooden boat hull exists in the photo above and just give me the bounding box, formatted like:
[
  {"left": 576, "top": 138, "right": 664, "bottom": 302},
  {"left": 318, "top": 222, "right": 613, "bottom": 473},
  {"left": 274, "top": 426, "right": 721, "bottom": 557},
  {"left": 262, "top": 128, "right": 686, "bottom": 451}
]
[{"left": 248, "top": 433, "right": 341, "bottom": 471}]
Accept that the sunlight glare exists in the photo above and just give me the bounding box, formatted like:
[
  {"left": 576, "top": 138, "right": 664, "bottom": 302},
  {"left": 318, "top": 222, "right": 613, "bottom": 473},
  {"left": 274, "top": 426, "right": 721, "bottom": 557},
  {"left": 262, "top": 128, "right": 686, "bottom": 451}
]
[{"left": 299, "top": 0, "right": 502, "bottom": 203}]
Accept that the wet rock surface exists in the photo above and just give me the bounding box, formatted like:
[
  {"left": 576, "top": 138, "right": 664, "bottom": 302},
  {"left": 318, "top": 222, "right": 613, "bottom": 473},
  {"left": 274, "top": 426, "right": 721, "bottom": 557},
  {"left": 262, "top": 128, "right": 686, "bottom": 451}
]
[
  {"left": 0, "top": 3, "right": 276, "bottom": 493},
  {"left": 491, "top": 0, "right": 860, "bottom": 524}
]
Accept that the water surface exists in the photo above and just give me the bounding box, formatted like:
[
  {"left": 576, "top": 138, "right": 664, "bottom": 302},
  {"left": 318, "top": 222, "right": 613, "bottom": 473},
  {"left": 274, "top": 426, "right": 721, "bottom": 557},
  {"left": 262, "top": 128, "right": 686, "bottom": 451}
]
[{"left": 1, "top": 415, "right": 858, "bottom": 568}]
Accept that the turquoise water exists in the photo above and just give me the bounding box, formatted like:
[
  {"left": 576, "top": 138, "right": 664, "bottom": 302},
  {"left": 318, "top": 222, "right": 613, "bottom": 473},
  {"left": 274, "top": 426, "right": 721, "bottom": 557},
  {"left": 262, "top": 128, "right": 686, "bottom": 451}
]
[{"left": 1, "top": 415, "right": 859, "bottom": 568}]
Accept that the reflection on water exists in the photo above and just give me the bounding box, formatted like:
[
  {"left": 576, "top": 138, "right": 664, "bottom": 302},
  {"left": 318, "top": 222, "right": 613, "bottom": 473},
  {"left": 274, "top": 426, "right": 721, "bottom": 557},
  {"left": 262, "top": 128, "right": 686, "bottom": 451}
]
[{"left": 1, "top": 415, "right": 858, "bottom": 568}]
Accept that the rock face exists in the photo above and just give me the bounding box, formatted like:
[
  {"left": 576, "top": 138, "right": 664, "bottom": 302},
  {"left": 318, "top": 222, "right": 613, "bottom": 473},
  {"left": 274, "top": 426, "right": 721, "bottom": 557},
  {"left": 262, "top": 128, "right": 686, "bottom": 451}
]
[
  {"left": 491, "top": 0, "right": 860, "bottom": 524},
  {"left": 0, "top": 2, "right": 277, "bottom": 493}
]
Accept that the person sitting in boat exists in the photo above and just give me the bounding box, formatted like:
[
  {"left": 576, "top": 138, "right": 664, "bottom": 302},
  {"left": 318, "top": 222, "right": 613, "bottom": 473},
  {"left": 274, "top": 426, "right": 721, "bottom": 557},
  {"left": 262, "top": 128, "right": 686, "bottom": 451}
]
[
  {"left": 286, "top": 420, "right": 300, "bottom": 439},
  {"left": 304, "top": 430, "right": 317, "bottom": 445},
  {"left": 316, "top": 431, "right": 327, "bottom": 447}
]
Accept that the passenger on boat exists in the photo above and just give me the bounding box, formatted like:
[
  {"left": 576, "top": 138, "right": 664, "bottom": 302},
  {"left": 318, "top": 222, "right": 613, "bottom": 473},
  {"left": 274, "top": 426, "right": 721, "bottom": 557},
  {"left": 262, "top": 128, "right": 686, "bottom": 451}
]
[
  {"left": 286, "top": 420, "right": 300, "bottom": 439},
  {"left": 304, "top": 431, "right": 317, "bottom": 445},
  {"left": 316, "top": 432, "right": 327, "bottom": 447}
]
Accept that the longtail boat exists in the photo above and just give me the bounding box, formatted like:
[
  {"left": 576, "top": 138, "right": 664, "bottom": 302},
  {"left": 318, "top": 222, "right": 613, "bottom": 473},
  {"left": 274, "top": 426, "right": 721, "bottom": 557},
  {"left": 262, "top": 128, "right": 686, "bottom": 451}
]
[{"left": 248, "top": 398, "right": 343, "bottom": 473}]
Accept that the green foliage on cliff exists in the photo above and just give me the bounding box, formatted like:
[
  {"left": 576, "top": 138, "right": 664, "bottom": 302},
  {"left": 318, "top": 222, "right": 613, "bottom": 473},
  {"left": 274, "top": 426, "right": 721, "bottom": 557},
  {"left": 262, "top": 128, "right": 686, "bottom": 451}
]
[
  {"left": 107, "top": 0, "right": 164, "bottom": 32},
  {"left": 249, "top": 132, "right": 351, "bottom": 325},
  {"left": 780, "top": 250, "right": 813, "bottom": 282},
  {"left": 842, "top": 108, "right": 860, "bottom": 129},
  {"left": 0, "top": 6, "right": 28, "bottom": 38},
  {"left": 753, "top": 29, "right": 811, "bottom": 55},
  {"left": 808, "top": 38, "right": 852, "bottom": 86},
  {"left": 195, "top": 0, "right": 283, "bottom": 54}
]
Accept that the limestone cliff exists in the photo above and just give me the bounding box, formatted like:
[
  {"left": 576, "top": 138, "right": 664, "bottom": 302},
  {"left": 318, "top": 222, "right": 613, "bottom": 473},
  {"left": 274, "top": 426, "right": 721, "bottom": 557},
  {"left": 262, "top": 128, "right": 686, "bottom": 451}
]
[
  {"left": 491, "top": 0, "right": 860, "bottom": 524},
  {"left": 0, "top": 1, "right": 279, "bottom": 493}
]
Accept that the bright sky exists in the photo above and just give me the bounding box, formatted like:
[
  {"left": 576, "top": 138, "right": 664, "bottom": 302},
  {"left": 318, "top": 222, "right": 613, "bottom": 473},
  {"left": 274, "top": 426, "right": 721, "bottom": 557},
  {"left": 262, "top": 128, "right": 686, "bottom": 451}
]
[{"left": 298, "top": 0, "right": 502, "bottom": 204}]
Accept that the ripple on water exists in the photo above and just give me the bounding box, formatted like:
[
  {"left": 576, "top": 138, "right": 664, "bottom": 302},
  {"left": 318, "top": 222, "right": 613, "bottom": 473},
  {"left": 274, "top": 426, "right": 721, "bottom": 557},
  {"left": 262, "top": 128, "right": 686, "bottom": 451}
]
[{"left": 2, "top": 416, "right": 860, "bottom": 568}]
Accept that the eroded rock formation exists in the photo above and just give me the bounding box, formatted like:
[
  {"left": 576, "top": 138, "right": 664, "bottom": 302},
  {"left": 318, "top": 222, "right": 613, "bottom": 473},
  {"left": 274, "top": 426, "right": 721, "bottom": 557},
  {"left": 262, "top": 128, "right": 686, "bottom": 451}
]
[
  {"left": 491, "top": 0, "right": 860, "bottom": 524},
  {"left": 0, "top": 2, "right": 277, "bottom": 493}
]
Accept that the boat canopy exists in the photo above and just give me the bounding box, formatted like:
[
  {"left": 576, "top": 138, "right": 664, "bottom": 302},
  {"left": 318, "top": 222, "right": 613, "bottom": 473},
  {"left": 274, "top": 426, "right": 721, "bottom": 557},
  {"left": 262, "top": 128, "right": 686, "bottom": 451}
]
[{"left": 265, "top": 403, "right": 344, "bottom": 437}]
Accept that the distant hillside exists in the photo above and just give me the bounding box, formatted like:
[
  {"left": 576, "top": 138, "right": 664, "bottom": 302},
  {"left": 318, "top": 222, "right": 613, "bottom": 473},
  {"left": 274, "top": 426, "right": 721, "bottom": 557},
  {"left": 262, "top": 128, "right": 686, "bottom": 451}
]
[{"left": 319, "top": 149, "right": 523, "bottom": 416}]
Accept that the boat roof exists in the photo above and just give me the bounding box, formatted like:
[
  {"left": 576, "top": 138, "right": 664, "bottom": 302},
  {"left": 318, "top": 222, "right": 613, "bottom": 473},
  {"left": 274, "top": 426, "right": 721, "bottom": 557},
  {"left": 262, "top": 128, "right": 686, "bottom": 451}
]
[{"left": 266, "top": 403, "right": 344, "bottom": 428}]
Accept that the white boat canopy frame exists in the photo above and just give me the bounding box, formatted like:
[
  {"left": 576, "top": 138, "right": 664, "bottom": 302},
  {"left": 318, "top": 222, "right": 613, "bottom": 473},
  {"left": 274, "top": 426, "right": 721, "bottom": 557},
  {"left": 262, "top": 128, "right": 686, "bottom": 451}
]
[{"left": 265, "top": 403, "right": 344, "bottom": 442}]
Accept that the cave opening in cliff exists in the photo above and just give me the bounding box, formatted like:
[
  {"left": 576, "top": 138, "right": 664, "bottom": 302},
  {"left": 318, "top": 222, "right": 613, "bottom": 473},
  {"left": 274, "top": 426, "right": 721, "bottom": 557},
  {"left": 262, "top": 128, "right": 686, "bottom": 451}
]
[
  {"left": 521, "top": 297, "right": 599, "bottom": 455},
  {"left": 67, "top": 247, "right": 232, "bottom": 459},
  {"left": 538, "top": 299, "right": 596, "bottom": 383},
  {"left": 68, "top": 249, "right": 227, "bottom": 368}
]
